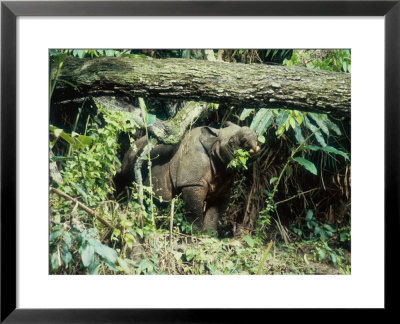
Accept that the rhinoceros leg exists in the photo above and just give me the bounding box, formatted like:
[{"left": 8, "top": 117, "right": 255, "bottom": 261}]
[
  {"left": 203, "top": 206, "right": 218, "bottom": 231},
  {"left": 203, "top": 191, "right": 230, "bottom": 232},
  {"left": 180, "top": 185, "right": 207, "bottom": 230}
]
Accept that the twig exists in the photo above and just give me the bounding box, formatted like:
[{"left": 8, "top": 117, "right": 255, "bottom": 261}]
[
  {"left": 275, "top": 188, "right": 319, "bottom": 205},
  {"left": 169, "top": 198, "right": 175, "bottom": 248},
  {"left": 50, "top": 187, "right": 113, "bottom": 229},
  {"left": 256, "top": 240, "right": 273, "bottom": 275}
]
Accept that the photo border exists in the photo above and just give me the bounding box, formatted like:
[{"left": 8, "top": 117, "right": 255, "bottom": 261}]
[{"left": 1, "top": 0, "right": 399, "bottom": 321}]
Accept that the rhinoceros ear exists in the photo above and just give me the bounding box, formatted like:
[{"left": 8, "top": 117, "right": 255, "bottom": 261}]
[{"left": 200, "top": 127, "right": 219, "bottom": 155}]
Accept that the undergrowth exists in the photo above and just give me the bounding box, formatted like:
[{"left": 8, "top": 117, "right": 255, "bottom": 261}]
[{"left": 49, "top": 49, "right": 351, "bottom": 275}]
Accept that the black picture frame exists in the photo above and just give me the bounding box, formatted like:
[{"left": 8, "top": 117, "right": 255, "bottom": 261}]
[{"left": 1, "top": 0, "right": 398, "bottom": 322}]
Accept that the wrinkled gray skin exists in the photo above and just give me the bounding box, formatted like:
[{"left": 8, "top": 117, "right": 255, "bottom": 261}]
[{"left": 115, "top": 122, "right": 260, "bottom": 231}]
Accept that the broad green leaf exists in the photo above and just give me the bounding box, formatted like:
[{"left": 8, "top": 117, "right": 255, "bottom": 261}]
[
  {"left": 304, "top": 116, "right": 326, "bottom": 147},
  {"left": 76, "top": 135, "right": 93, "bottom": 148},
  {"left": 136, "top": 228, "right": 143, "bottom": 238},
  {"left": 318, "top": 249, "right": 326, "bottom": 260},
  {"left": 146, "top": 114, "right": 156, "bottom": 126},
  {"left": 309, "top": 113, "right": 329, "bottom": 135},
  {"left": 181, "top": 49, "right": 191, "bottom": 59},
  {"left": 104, "top": 259, "right": 119, "bottom": 272},
  {"left": 75, "top": 184, "right": 88, "bottom": 204},
  {"left": 54, "top": 128, "right": 63, "bottom": 138},
  {"left": 289, "top": 116, "right": 296, "bottom": 129},
  {"left": 50, "top": 155, "right": 74, "bottom": 162},
  {"left": 293, "top": 157, "right": 317, "bottom": 175},
  {"left": 305, "top": 210, "right": 314, "bottom": 221},
  {"left": 243, "top": 235, "right": 255, "bottom": 247},
  {"left": 257, "top": 135, "right": 265, "bottom": 144},
  {"left": 105, "top": 50, "right": 115, "bottom": 57},
  {"left": 111, "top": 228, "right": 121, "bottom": 242},
  {"left": 269, "top": 177, "right": 278, "bottom": 185},
  {"left": 185, "top": 248, "right": 197, "bottom": 261},
  {"left": 59, "top": 131, "right": 74, "bottom": 145},
  {"left": 89, "top": 263, "right": 100, "bottom": 275},
  {"left": 255, "top": 110, "right": 273, "bottom": 135},
  {"left": 80, "top": 243, "right": 95, "bottom": 267},
  {"left": 285, "top": 119, "right": 290, "bottom": 131},
  {"left": 61, "top": 251, "right": 72, "bottom": 268},
  {"left": 49, "top": 230, "right": 62, "bottom": 242},
  {"left": 120, "top": 219, "right": 133, "bottom": 228},
  {"left": 172, "top": 251, "right": 183, "bottom": 261},
  {"left": 118, "top": 257, "right": 132, "bottom": 274},
  {"left": 342, "top": 61, "right": 348, "bottom": 72},
  {"left": 339, "top": 232, "right": 349, "bottom": 242},
  {"left": 73, "top": 50, "right": 86, "bottom": 58},
  {"left": 138, "top": 97, "right": 147, "bottom": 111},
  {"left": 88, "top": 238, "right": 117, "bottom": 264},
  {"left": 294, "top": 111, "right": 303, "bottom": 125},
  {"left": 239, "top": 108, "right": 254, "bottom": 121},
  {"left": 138, "top": 259, "right": 153, "bottom": 272},
  {"left": 322, "top": 146, "right": 349, "bottom": 160},
  {"left": 123, "top": 233, "right": 135, "bottom": 248},
  {"left": 250, "top": 108, "right": 268, "bottom": 132},
  {"left": 323, "top": 223, "right": 336, "bottom": 233},
  {"left": 275, "top": 110, "right": 288, "bottom": 127},
  {"left": 49, "top": 49, "right": 59, "bottom": 57},
  {"left": 321, "top": 115, "right": 342, "bottom": 135},
  {"left": 293, "top": 125, "right": 305, "bottom": 144},
  {"left": 63, "top": 232, "right": 72, "bottom": 248},
  {"left": 50, "top": 252, "right": 59, "bottom": 270},
  {"left": 329, "top": 252, "right": 337, "bottom": 265},
  {"left": 305, "top": 145, "right": 320, "bottom": 151},
  {"left": 52, "top": 52, "right": 68, "bottom": 64},
  {"left": 276, "top": 125, "right": 285, "bottom": 136},
  {"left": 292, "top": 227, "right": 303, "bottom": 237}
]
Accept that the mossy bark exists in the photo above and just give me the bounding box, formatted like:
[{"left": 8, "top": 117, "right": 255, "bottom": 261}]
[
  {"left": 93, "top": 96, "right": 207, "bottom": 144},
  {"left": 52, "top": 56, "right": 351, "bottom": 117}
]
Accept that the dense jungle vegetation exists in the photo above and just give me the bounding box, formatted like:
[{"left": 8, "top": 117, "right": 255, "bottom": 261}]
[{"left": 49, "top": 49, "right": 351, "bottom": 275}]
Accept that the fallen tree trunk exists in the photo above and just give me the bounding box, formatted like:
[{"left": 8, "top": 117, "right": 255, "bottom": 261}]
[{"left": 51, "top": 56, "right": 351, "bottom": 117}]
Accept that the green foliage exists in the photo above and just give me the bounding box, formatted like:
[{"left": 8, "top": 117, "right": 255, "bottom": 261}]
[
  {"left": 49, "top": 223, "right": 120, "bottom": 274},
  {"left": 264, "top": 49, "right": 293, "bottom": 64},
  {"left": 177, "top": 236, "right": 266, "bottom": 275},
  {"left": 290, "top": 210, "right": 349, "bottom": 268},
  {"left": 247, "top": 105, "right": 349, "bottom": 244},
  {"left": 292, "top": 157, "right": 317, "bottom": 175},
  {"left": 249, "top": 108, "right": 273, "bottom": 144},
  {"left": 227, "top": 49, "right": 293, "bottom": 64},
  {"left": 68, "top": 49, "right": 150, "bottom": 59},
  {"left": 242, "top": 235, "right": 256, "bottom": 247},
  {"left": 157, "top": 197, "right": 192, "bottom": 235},
  {"left": 338, "top": 224, "right": 351, "bottom": 244},
  {"left": 227, "top": 149, "right": 251, "bottom": 171},
  {"left": 51, "top": 106, "right": 137, "bottom": 205},
  {"left": 256, "top": 191, "right": 274, "bottom": 241},
  {"left": 248, "top": 108, "right": 349, "bottom": 177},
  {"left": 49, "top": 48, "right": 351, "bottom": 275},
  {"left": 284, "top": 49, "right": 351, "bottom": 73}
]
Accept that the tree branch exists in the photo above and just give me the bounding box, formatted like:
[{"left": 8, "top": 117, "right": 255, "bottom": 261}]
[{"left": 50, "top": 187, "right": 114, "bottom": 229}]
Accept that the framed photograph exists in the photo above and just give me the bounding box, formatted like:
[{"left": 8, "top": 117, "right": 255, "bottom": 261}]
[{"left": 1, "top": 0, "right": 398, "bottom": 321}]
